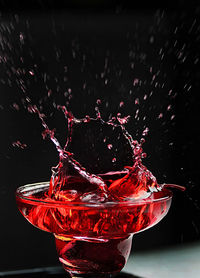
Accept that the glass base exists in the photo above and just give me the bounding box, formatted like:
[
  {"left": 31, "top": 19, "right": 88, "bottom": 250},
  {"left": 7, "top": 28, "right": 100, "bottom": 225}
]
[
  {"left": 55, "top": 234, "right": 133, "bottom": 276},
  {"left": 69, "top": 272, "right": 117, "bottom": 278}
]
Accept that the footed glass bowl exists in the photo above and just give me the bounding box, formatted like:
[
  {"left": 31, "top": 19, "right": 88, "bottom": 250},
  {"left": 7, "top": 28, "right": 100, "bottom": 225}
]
[{"left": 16, "top": 182, "right": 172, "bottom": 278}]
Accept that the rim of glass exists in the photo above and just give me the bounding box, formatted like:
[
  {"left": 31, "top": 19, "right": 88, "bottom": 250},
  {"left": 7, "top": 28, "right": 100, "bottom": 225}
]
[{"left": 16, "top": 181, "right": 173, "bottom": 208}]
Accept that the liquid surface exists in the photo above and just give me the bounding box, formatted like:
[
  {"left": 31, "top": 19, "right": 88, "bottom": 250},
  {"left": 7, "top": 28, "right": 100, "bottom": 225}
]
[{"left": 16, "top": 182, "right": 172, "bottom": 238}]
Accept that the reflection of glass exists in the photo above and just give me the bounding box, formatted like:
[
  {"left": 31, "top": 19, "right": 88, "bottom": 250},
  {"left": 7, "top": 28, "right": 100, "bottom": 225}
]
[{"left": 16, "top": 182, "right": 172, "bottom": 278}]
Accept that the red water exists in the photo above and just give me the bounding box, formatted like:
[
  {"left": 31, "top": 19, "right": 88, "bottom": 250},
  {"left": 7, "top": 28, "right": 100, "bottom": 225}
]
[
  {"left": 16, "top": 180, "right": 171, "bottom": 274},
  {"left": 16, "top": 183, "right": 171, "bottom": 237},
  {"left": 16, "top": 104, "right": 180, "bottom": 274}
]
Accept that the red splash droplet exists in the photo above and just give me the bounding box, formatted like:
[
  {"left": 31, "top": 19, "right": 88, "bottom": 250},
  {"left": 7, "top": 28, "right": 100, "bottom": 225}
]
[
  {"left": 12, "top": 141, "right": 27, "bottom": 149},
  {"left": 107, "top": 144, "right": 113, "bottom": 150}
]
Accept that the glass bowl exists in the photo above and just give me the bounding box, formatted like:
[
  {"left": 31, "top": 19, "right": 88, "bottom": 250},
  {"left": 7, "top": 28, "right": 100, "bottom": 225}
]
[{"left": 16, "top": 182, "right": 172, "bottom": 278}]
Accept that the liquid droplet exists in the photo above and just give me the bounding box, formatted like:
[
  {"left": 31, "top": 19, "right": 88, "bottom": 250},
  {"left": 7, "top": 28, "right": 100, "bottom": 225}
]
[
  {"left": 142, "top": 127, "right": 149, "bottom": 136},
  {"left": 96, "top": 99, "right": 101, "bottom": 105},
  {"left": 133, "top": 78, "right": 139, "bottom": 86},
  {"left": 107, "top": 144, "right": 113, "bottom": 150},
  {"left": 12, "top": 140, "right": 27, "bottom": 149},
  {"left": 135, "top": 98, "right": 139, "bottom": 105},
  {"left": 119, "top": 101, "right": 124, "bottom": 107},
  {"left": 29, "top": 70, "right": 34, "bottom": 76},
  {"left": 167, "top": 105, "right": 171, "bottom": 111}
]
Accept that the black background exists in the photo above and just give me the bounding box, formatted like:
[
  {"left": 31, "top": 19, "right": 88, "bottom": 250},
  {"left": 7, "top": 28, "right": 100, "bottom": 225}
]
[{"left": 0, "top": 0, "right": 200, "bottom": 272}]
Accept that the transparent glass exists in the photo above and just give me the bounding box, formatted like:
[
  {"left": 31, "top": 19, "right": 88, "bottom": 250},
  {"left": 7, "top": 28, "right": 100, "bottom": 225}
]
[{"left": 16, "top": 182, "right": 172, "bottom": 278}]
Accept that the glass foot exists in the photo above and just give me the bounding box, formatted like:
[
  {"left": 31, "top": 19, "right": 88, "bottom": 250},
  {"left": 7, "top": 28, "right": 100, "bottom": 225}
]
[
  {"left": 69, "top": 273, "right": 116, "bottom": 278},
  {"left": 55, "top": 234, "right": 133, "bottom": 275}
]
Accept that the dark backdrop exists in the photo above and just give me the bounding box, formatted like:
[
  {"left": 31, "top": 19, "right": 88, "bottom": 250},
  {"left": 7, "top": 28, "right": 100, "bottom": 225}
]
[{"left": 0, "top": 0, "right": 200, "bottom": 271}]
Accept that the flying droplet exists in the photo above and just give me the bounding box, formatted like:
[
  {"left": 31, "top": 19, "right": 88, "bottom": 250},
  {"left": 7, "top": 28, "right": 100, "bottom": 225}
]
[
  {"left": 107, "top": 144, "right": 113, "bottom": 150},
  {"left": 12, "top": 103, "right": 19, "bottom": 110},
  {"left": 135, "top": 98, "right": 139, "bottom": 105},
  {"left": 29, "top": 70, "right": 34, "bottom": 76},
  {"left": 19, "top": 32, "right": 24, "bottom": 43},
  {"left": 149, "top": 36, "right": 154, "bottom": 43},
  {"left": 12, "top": 140, "right": 27, "bottom": 149},
  {"left": 119, "top": 101, "right": 124, "bottom": 107},
  {"left": 167, "top": 105, "right": 171, "bottom": 111},
  {"left": 140, "top": 138, "right": 145, "bottom": 144},
  {"left": 133, "top": 78, "right": 139, "bottom": 86},
  {"left": 142, "top": 127, "right": 149, "bottom": 136},
  {"left": 141, "top": 152, "right": 147, "bottom": 158}
]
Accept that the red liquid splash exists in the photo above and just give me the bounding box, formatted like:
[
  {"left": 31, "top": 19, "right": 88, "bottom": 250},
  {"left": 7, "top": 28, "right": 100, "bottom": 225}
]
[
  {"left": 27, "top": 103, "right": 185, "bottom": 202},
  {"left": 36, "top": 104, "right": 163, "bottom": 202},
  {"left": 16, "top": 103, "right": 183, "bottom": 275}
]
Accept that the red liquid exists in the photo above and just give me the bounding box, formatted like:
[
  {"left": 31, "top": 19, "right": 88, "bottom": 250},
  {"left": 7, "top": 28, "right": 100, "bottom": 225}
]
[
  {"left": 16, "top": 182, "right": 172, "bottom": 237},
  {"left": 16, "top": 106, "right": 174, "bottom": 275},
  {"left": 14, "top": 71, "right": 182, "bottom": 276},
  {"left": 16, "top": 181, "right": 172, "bottom": 274}
]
